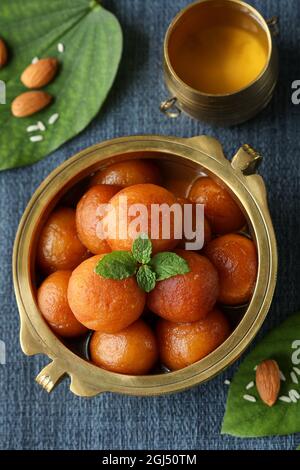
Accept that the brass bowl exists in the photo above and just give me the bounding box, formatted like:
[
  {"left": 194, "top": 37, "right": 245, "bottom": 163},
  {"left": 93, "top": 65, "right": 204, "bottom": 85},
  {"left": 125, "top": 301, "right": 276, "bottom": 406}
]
[
  {"left": 13, "top": 135, "right": 277, "bottom": 396},
  {"left": 161, "top": 0, "right": 279, "bottom": 125}
]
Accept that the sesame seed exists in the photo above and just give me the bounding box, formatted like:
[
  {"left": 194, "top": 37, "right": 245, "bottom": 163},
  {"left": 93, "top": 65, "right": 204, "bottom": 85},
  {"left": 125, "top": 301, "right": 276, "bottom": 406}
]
[
  {"left": 37, "top": 121, "right": 46, "bottom": 132},
  {"left": 279, "top": 370, "right": 286, "bottom": 381},
  {"left": 291, "top": 371, "right": 299, "bottom": 385},
  {"left": 279, "top": 396, "right": 292, "bottom": 403},
  {"left": 32, "top": 57, "right": 39, "bottom": 64},
  {"left": 26, "top": 124, "right": 40, "bottom": 133},
  {"left": 57, "top": 43, "right": 65, "bottom": 53},
  {"left": 293, "top": 366, "right": 300, "bottom": 376},
  {"left": 224, "top": 379, "right": 230, "bottom": 386},
  {"left": 289, "top": 390, "right": 299, "bottom": 403},
  {"left": 243, "top": 394, "right": 256, "bottom": 403},
  {"left": 48, "top": 113, "right": 59, "bottom": 125},
  {"left": 30, "top": 135, "right": 43, "bottom": 143},
  {"left": 246, "top": 381, "right": 254, "bottom": 390},
  {"left": 290, "top": 389, "right": 300, "bottom": 400}
]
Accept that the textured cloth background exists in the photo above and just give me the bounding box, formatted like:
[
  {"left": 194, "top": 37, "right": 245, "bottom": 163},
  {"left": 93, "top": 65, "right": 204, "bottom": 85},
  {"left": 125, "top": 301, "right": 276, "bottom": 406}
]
[{"left": 0, "top": 0, "right": 300, "bottom": 450}]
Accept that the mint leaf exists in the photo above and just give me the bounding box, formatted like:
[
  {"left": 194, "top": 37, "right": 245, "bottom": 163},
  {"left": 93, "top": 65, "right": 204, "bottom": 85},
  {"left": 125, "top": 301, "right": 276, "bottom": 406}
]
[
  {"left": 132, "top": 234, "right": 152, "bottom": 264},
  {"left": 95, "top": 237, "right": 189, "bottom": 288},
  {"left": 136, "top": 265, "right": 156, "bottom": 293},
  {"left": 150, "top": 252, "right": 190, "bottom": 281},
  {"left": 222, "top": 313, "right": 300, "bottom": 437},
  {"left": 95, "top": 252, "right": 137, "bottom": 280}
]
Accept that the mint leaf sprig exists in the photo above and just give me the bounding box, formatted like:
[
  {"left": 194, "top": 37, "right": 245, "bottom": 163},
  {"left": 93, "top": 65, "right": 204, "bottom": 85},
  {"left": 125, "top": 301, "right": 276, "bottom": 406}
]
[{"left": 95, "top": 234, "right": 190, "bottom": 293}]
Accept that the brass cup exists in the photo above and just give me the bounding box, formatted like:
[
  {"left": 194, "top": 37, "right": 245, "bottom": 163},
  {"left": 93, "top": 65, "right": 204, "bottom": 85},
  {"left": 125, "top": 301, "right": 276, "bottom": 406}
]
[
  {"left": 161, "top": 0, "right": 279, "bottom": 126},
  {"left": 13, "top": 135, "right": 277, "bottom": 397}
]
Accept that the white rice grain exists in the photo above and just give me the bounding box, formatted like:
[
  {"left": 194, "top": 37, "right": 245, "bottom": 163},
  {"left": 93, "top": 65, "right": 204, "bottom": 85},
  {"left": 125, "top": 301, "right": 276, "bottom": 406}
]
[
  {"left": 290, "top": 389, "right": 300, "bottom": 400},
  {"left": 279, "top": 396, "right": 292, "bottom": 403},
  {"left": 32, "top": 57, "right": 39, "bottom": 64},
  {"left": 279, "top": 370, "right": 286, "bottom": 381},
  {"left": 243, "top": 394, "right": 256, "bottom": 403},
  {"left": 291, "top": 371, "right": 299, "bottom": 385},
  {"left": 246, "top": 381, "right": 254, "bottom": 390},
  {"left": 57, "top": 43, "right": 65, "bottom": 53},
  {"left": 224, "top": 379, "right": 230, "bottom": 386},
  {"left": 30, "top": 135, "right": 43, "bottom": 143},
  {"left": 288, "top": 390, "right": 299, "bottom": 403},
  {"left": 37, "top": 121, "right": 46, "bottom": 132},
  {"left": 27, "top": 124, "right": 40, "bottom": 133},
  {"left": 293, "top": 366, "right": 300, "bottom": 376},
  {"left": 48, "top": 113, "right": 59, "bottom": 125}
]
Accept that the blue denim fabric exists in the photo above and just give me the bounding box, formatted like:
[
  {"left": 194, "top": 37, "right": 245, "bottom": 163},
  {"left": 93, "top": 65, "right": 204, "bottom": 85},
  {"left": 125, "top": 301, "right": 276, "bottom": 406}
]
[{"left": 0, "top": 0, "right": 299, "bottom": 450}]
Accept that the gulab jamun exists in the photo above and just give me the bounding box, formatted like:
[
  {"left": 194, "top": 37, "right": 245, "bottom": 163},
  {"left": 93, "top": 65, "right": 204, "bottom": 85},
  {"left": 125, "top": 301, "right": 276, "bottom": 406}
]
[
  {"left": 90, "top": 159, "right": 161, "bottom": 187},
  {"left": 147, "top": 250, "right": 219, "bottom": 322},
  {"left": 157, "top": 308, "right": 231, "bottom": 371},
  {"left": 76, "top": 184, "right": 122, "bottom": 254},
  {"left": 90, "top": 319, "right": 158, "bottom": 375},
  {"left": 177, "top": 197, "right": 212, "bottom": 250},
  {"left": 105, "top": 184, "right": 180, "bottom": 254},
  {"left": 164, "top": 178, "right": 193, "bottom": 198},
  {"left": 37, "top": 271, "right": 87, "bottom": 337},
  {"left": 188, "top": 176, "right": 246, "bottom": 234},
  {"left": 37, "top": 207, "right": 89, "bottom": 274},
  {"left": 204, "top": 233, "right": 258, "bottom": 305},
  {"left": 67, "top": 255, "right": 146, "bottom": 332}
]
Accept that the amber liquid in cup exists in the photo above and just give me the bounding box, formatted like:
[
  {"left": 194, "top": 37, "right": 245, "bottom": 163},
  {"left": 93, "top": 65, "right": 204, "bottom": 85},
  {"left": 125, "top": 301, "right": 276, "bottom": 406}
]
[{"left": 168, "top": 1, "right": 269, "bottom": 95}]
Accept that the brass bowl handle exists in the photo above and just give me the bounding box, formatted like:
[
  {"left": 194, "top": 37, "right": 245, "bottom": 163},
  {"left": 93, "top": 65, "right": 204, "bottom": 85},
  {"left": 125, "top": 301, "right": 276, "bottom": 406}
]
[
  {"left": 36, "top": 358, "right": 106, "bottom": 396},
  {"left": 36, "top": 360, "right": 66, "bottom": 393},
  {"left": 267, "top": 16, "right": 279, "bottom": 37},
  {"left": 160, "top": 97, "right": 181, "bottom": 118},
  {"left": 231, "top": 144, "right": 262, "bottom": 176}
]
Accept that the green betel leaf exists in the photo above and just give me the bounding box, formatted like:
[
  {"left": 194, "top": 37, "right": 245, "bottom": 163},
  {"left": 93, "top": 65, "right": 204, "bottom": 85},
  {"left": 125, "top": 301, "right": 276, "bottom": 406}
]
[
  {"left": 132, "top": 234, "right": 152, "bottom": 264},
  {"left": 136, "top": 265, "right": 156, "bottom": 293},
  {"left": 222, "top": 313, "right": 300, "bottom": 438},
  {"left": 95, "top": 252, "right": 137, "bottom": 280},
  {"left": 0, "top": 0, "right": 122, "bottom": 170},
  {"left": 150, "top": 252, "right": 190, "bottom": 281}
]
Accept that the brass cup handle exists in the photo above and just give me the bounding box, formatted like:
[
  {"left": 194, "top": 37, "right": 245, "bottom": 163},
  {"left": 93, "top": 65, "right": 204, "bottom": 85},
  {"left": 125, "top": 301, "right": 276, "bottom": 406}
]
[
  {"left": 160, "top": 97, "right": 181, "bottom": 118},
  {"left": 267, "top": 16, "right": 279, "bottom": 37}
]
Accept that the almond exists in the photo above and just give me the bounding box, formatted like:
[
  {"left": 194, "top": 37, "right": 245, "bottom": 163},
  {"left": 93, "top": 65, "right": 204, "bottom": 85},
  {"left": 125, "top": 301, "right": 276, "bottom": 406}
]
[
  {"left": 255, "top": 359, "right": 280, "bottom": 407},
  {"left": 11, "top": 91, "right": 53, "bottom": 118},
  {"left": 0, "top": 38, "right": 8, "bottom": 69},
  {"left": 21, "top": 58, "right": 59, "bottom": 89}
]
